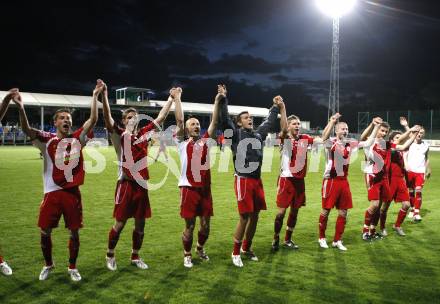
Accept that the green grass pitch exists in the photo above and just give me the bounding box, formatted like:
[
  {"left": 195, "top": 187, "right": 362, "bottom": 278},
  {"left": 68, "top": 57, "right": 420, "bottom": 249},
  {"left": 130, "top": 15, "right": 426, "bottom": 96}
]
[{"left": 0, "top": 146, "right": 439, "bottom": 304}]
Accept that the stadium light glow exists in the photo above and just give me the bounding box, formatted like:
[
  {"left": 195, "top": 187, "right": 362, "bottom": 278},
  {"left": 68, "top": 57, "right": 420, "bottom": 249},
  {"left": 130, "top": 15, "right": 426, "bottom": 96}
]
[{"left": 315, "top": 0, "right": 357, "bottom": 18}]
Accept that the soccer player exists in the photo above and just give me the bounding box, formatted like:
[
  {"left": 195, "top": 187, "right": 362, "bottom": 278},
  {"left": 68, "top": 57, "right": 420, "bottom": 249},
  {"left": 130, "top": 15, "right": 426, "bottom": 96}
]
[
  {"left": 218, "top": 86, "right": 282, "bottom": 267},
  {"left": 102, "top": 83, "right": 175, "bottom": 271},
  {"left": 174, "top": 86, "right": 221, "bottom": 268},
  {"left": 378, "top": 124, "right": 420, "bottom": 236},
  {"left": 319, "top": 117, "right": 381, "bottom": 250},
  {"left": 405, "top": 126, "right": 431, "bottom": 222},
  {"left": 13, "top": 80, "right": 101, "bottom": 281},
  {"left": 0, "top": 89, "right": 18, "bottom": 276},
  {"left": 271, "top": 110, "right": 339, "bottom": 251}
]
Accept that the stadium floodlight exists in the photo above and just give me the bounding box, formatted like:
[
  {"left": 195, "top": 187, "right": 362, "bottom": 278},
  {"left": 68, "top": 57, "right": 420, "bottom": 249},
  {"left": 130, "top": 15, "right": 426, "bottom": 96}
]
[
  {"left": 315, "top": 0, "right": 357, "bottom": 118},
  {"left": 315, "top": 0, "right": 356, "bottom": 18}
]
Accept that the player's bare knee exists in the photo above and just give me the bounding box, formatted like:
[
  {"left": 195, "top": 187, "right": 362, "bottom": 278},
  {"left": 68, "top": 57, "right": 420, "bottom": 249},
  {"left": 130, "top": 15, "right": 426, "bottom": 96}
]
[
  {"left": 114, "top": 221, "right": 126, "bottom": 232},
  {"left": 369, "top": 201, "right": 379, "bottom": 211},
  {"left": 321, "top": 209, "right": 330, "bottom": 217},
  {"left": 275, "top": 213, "right": 285, "bottom": 221},
  {"left": 200, "top": 224, "right": 210, "bottom": 236},
  {"left": 277, "top": 207, "right": 287, "bottom": 217},
  {"left": 185, "top": 218, "right": 196, "bottom": 232},
  {"left": 381, "top": 202, "right": 390, "bottom": 213},
  {"left": 240, "top": 213, "right": 250, "bottom": 223},
  {"left": 40, "top": 228, "right": 52, "bottom": 236},
  {"left": 338, "top": 209, "right": 347, "bottom": 218}
]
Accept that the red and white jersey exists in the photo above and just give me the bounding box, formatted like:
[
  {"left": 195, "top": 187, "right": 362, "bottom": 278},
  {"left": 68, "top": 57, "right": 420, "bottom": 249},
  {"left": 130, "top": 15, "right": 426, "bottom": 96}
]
[
  {"left": 323, "top": 137, "right": 361, "bottom": 179},
  {"left": 364, "top": 139, "right": 392, "bottom": 176},
  {"left": 177, "top": 133, "right": 211, "bottom": 188},
  {"left": 33, "top": 127, "right": 93, "bottom": 194},
  {"left": 110, "top": 122, "right": 155, "bottom": 181},
  {"left": 279, "top": 134, "right": 314, "bottom": 178},
  {"left": 390, "top": 143, "right": 405, "bottom": 177},
  {"left": 406, "top": 141, "right": 429, "bottom": 173}
]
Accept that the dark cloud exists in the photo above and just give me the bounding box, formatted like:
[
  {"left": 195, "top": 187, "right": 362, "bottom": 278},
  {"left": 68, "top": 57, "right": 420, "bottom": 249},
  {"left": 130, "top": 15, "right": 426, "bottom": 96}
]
[
  {"left": 243, "top": 40, "right": 260, "bottom": 50},
  {"left": 213, "top": 54, "right": 287, "bottom": 74},
  {"left": 270, "top": 75, "right": 289, "bottom": 82}
]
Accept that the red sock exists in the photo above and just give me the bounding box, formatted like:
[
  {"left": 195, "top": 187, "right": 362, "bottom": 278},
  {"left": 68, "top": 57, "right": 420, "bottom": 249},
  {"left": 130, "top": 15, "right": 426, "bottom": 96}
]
[
  {"left": 287, "top": 210, "right": 298, "bottom": 229},
  {"left": 363, "top": 210, "right": 372, "bottom": 233},
  {"left": 41, "top": 234, "right": 53, "bottom": 266},
  {"left": 0, "top": 256, "right": 3, "bottom": 263},
  {"left": 409, "top": 191, "right": 415, "bottom": 208},
  {"left": 334, "top": 216, "right": 346, "bottom": 242},
  {"left": 414, "top": 192, "right": 422, "bottom": 212},
  {"left": 68, "top": 237, "right": 80, "bottom": 269},
  {"left": 319, "top": 213, "right": 328, "bottom": 239},
  {"left": 197, "top": 231, "right": 208, "bottom": 249},
  {"left": 132, "top": 230, "right": 144, "bottom": 253},
  {"left": 284, "top": 229, "right": 293, "bottom": 242},
  {"left": 274, "top": 214, "right": 283, "bottom": 239},
  {"left": 233, "top": 240, "right": 242, "bottom": 255},
  {"left": 242, "top": 239, "right": 252, "bottom": 252},
  {"left": 372, "top": 209, "right": 380, "bottom": 226},
  {"left": 395, "top": 208, "right": 407, "bottom": 227},
  {"left": 182, "top": 234, "right": 193, "bottom": 254},
  {"left": 285, "top": 211, "right": 298, "bottom": 241},
  {"left": 379, "top": 210, "right": 387, "bottom": 230},
  {"left": 107, "top": 228, "right": 120, "bottom": 257}
]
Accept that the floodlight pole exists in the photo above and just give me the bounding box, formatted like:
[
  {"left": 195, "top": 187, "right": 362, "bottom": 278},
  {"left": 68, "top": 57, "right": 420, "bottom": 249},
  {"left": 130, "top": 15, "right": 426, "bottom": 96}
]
[{"left": 328, "top": 17, "right": 340, "bottom": 119}]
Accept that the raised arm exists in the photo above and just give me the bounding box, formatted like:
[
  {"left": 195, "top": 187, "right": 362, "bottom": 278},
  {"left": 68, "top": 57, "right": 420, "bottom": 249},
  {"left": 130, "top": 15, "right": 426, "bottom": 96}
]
[
  {"left": 400, "top": 116, "right": 410, "bottom": 131},
  {"left": 361, "top": 118, "right": 382, "bottom": 148},
  {"left": 359, "top": 117, "right": 380, "bottom": 141},
  {"left": 81, "top": 79, "right": 102, "bottom": 137},
  {"left": 395, "top": 117, "right": 414, "bottom": 144},
  {"left": 154, "top": 88, "right": 175, "bottom": 126},
  {"left": 396, "top": 125, "right": 420, "bottom": 146},
  {"left": 0, "top": 89, "right": 18, "bottom": 121},
  {"left": 315, "top": 112, "right": 341, "bottom": 143},
  {"left": 173, "top": 88, "right": 185, "bottom": 140},
  {"left": 207, "top": 85, "right": 225, "bottom": 138},
  {"left": 217, "top": 85, "right": 236, "bottom": 132},
  {"left": 12, "top": 92, "right": 39, "bottom": 140},
  {"left": 275, "top": 95, "right": 288, "bottom": 139},
  {"left": 101, "top": 81, "right": 115, "bottom": 132},
  {"left": 256, "top": 98, "right": 280, "bottom": 140},
  {"left": 394, "top": 127, "right": 419, "bottom": 151}
]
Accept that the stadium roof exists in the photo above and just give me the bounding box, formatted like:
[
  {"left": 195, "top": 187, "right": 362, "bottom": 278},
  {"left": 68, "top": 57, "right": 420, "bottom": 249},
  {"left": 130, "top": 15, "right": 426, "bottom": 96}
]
[{"left": 0, "top": 91, "right": 269, "bottom": 117}]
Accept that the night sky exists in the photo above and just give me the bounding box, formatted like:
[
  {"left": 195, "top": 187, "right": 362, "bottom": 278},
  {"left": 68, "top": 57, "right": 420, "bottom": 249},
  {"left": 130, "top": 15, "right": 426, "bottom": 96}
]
[{"left": 1, "top": 0, "right": 440, "bottom": 126}]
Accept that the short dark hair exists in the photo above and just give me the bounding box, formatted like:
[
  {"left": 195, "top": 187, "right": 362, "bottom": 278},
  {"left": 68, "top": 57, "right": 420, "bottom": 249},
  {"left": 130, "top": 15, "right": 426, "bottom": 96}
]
[
  {"left": 122, "top": 107, "right": 138, "bottom": 119},
  {"left": 389, "top": 130, "right": 402, "bottom": 141},
  {"left": 235, "top": 111, "right": 249, "bottom": 124},
  {"left": 380, "top": 122, "right": 390, "bottom": 129},
  {"left": 335, "top": 121, "right": 348, "bottom": 129},
  {"left": 53, "top": 108, "right": 72, "bottom": 121},
  {"left": 287, "top": 115, "right": 300, "bottom": 122}
]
